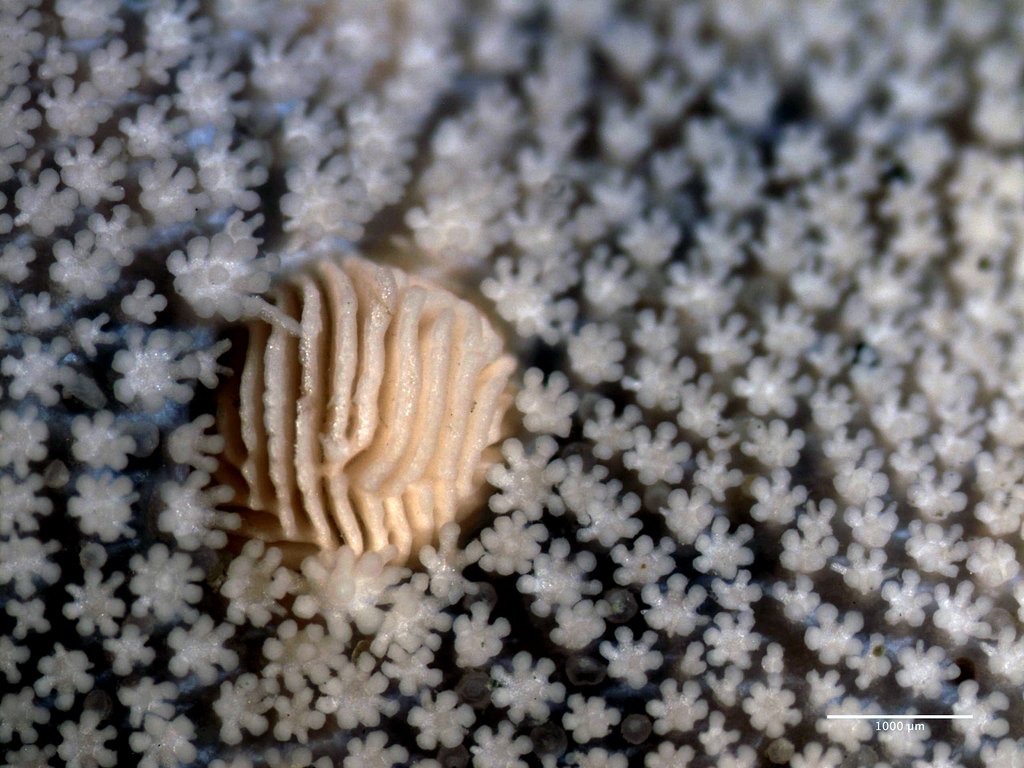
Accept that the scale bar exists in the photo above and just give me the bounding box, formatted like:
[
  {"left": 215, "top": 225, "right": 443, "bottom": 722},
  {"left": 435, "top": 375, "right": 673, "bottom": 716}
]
[{"left": 826, "top": 715, "right": 972, "bottom": 720}]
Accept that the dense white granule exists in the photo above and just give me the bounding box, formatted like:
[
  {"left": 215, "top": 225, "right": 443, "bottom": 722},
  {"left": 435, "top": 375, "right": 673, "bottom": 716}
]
[{"left": 4, "top": 0, "right": 1024, "bottom": 766}]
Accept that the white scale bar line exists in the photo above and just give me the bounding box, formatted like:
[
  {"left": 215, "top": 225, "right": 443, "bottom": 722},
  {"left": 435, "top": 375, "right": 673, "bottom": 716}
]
[{"left": 826, "top": 715, "right": 973, "bottom": 720}]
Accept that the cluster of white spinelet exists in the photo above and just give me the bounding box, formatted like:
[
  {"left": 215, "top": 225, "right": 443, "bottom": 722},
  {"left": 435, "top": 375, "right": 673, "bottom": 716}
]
[{"left": 3, "top": 0, "right": 1024, "bottom": 766}]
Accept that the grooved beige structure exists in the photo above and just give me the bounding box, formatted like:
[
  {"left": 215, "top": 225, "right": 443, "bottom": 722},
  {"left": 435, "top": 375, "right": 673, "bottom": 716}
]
[{"left": 217, "top": 255, "right": 515, "bottom": 564}]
